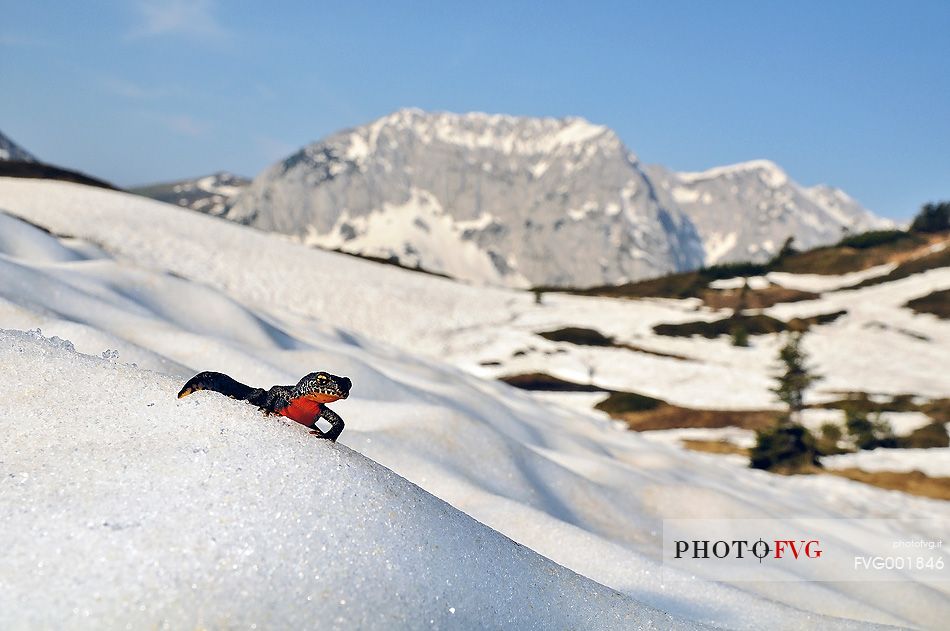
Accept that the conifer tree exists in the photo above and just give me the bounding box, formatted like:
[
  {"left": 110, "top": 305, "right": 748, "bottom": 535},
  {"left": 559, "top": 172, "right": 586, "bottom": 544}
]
[
  {"left": 769, "top": 333, "right": 820, "bottom": 422},
  {"left": 750, "top": 333, "right": 822, "bottom": 471},
  {"left": 910, "top": 201, "right": 949, "bottom": 233}
]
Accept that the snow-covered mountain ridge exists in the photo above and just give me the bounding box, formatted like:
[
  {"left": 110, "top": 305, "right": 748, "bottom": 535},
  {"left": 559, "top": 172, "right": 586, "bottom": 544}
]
[
  {"left": 217, "top": 109, "right": 889, "bottom": 286},
  {"left": 131, "top": 171, "right": 250, "bottom": 216},
  {"left": 0, "top": 130, "right": 37, "bottom": 162},
  {"left": 648, "top": 160, "right": 892, "bottom": 265}
]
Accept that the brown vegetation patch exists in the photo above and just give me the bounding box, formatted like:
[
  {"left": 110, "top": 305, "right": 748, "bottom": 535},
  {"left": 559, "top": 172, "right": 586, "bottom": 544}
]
[
  {"left": 652, "top": 310, "right": 847, "bottom": 338},
  {"left": 900, "top": 423, "right": 950, "bottom": 449},
  {"left": 813, "top": 392, "right": 917, "bottom": 413},
  {"left": 498, "top": 372, "right": 604, "bottom": 392},
  {"left": 699, "top": 285, "right": 819, "bottom": 310},
  {"left": 812, "top": 393, "right": 950, "bottom": 424},
  {"left": 560, "top": 277, "right": 819, "bottom": 310},
  {"left": 680, "top": 438, "right": 950, "bottom": 500},
  {"left": 546, "top": 262, "right": 770, "bottom": 302},
  {"left": 845, "top": 245, "right": 950, "bottom": 290},
  {"left": 826, "top": 468, "right": 950, "bottom": 501},
  {"left": 500, "top": 374, "right": 777, "bottom": 431},
  {"left": 541, "top": 270, "right": 706, "bottom": 301},
  {"left": 538, "top": 232, "right": 948, "bottom": 301},
  {"left": 904, "top": 289, "right": 950, "bottom": 320},
  {"left": 602, "top": 402, "right": 777, "bottom": 432},
  {"left": 681, "top": 439, "right": 749, "bottom": 456},
  {"left": 774, "top": 232, "right": 946, "bottom": 276},
  {"left": 921, "top": 399, "right": 950, "bottom": 424},
  {"left": 537, "top": 327, "right": 692, "bottom": 360},
  {"left": 537, "top": 327, "right": 615, "bottom": 346}
]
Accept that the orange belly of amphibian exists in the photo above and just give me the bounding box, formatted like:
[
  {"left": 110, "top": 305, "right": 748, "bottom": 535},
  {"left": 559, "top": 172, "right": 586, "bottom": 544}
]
[{"left": 277, "top": 397, "right": 324, "bottom": 426}]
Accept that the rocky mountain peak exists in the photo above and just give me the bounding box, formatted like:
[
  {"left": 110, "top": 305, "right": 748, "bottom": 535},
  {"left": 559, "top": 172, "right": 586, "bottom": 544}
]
[{"left": 227, "top": 109, "right": 702, "bottom": 288}]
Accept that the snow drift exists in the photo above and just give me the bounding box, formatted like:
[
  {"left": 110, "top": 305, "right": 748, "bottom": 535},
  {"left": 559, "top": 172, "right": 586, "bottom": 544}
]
[{"left": 0, "top": 330, "right": 690, "bottom": 630}]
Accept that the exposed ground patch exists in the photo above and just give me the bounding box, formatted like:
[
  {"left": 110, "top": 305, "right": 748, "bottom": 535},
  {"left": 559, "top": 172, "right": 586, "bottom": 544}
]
[
  {"left": 652, "top": 310, "right": 847, "bottom": 339},
  {"left": 812, "top": 393, "right": 950, "bottom": 424},
  {"left": 680, "top": 439, "right": 749, "bottom": 456},
  {"left": 609, "top": 405, "right": 778, "bottom": 431},
  {"left": 537, "top": 231, "right": 948, "bottom": 301},
  {"left": 844, "top": 246, "right": 950, "bottom": 290},
  {"left": 498, "top": 372, "right": 604, "bottom": 392},
  {"left": 536, "top": 327, "right": 691, "bottom": 360},
  {"left": 904, "top": 288, "right": 950, "bottom": 319},
  {"left": 699, "top": 285, "right": 819, "bottom": 310},
  {"left": 503, "top": 374, "right": 950, "bottom": 500},
  {"left": 678, "top": 439, "right": 950, "bottom": 500},
  {"left": 545, "top": 262, "right": 769, "bottom": 301},
  {"left": 825, "top": 468, "right": 950, "bottom": 501},
  {"left": 500, "top": 372, "right": 779, "bottom": 431},
  {"left": 773, "top": 232, "right": 935, "bottom": 275}
]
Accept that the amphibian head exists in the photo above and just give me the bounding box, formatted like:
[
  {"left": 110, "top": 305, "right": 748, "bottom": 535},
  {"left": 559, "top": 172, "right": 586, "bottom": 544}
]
[{"left": 292, "top": 371, "right": 352, "bottom": 403}]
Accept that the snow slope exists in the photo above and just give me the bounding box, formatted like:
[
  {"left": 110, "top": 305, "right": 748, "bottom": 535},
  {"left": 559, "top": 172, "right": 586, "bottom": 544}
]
[
  {"left": 823, "top": 447, "right": 950, "bottom": 478},
  {"left": 0, "top": 178, "right": 948, "bottom": 628},
  {"left": 1, "top": 330, "right": 684, "bottom": 630}
]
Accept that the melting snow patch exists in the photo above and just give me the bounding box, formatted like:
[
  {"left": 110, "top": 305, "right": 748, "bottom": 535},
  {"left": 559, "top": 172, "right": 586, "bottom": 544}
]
[
  {"left": 823, "top": 448, "right": 950, "bottom": 478},
  {"left": 708, "top": 276, "right": 770, "bottom": 290},
  {"left": 766, "top": 265, "right": 897, "bottom": 292}
]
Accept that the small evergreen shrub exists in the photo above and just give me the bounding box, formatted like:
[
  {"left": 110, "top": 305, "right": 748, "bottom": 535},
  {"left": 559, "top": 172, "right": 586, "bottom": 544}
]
[
  {"left": 768, "top": 236, "right": 798, "bottom": 264},
  {"left": 817, "top": 422, "right": 846, "bottom": 455},
  {"left": 845, "top": 409, "right": 897, "bottom": 450},
  {"left": 910, "top": 201, "right": 950, "bottom": 233},
  {"left": 770, "top": 333, "right": 820, "bottom": 416},
  {"left": 700, "top": 261, "right": 769, "bottom": 280},
  {"left": 750, "top": 422, "right": 820, "bottom": 472},
  {"left": 730, "top": 325, "right": 750, "bottom": 347},
  {"left": 750, "top": 333, "right": 823, "bottom": 472}
]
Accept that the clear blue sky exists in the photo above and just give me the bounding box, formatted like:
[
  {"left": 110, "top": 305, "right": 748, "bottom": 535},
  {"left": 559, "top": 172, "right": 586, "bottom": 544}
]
[{"left": 2, "top": 1, "right": 947, "bottom": 220}]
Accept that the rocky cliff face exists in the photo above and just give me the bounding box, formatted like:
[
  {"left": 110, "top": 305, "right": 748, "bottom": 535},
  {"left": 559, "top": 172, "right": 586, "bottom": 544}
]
[{"left": 227, "top": 109, "right": 705, "bottom": 288}]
